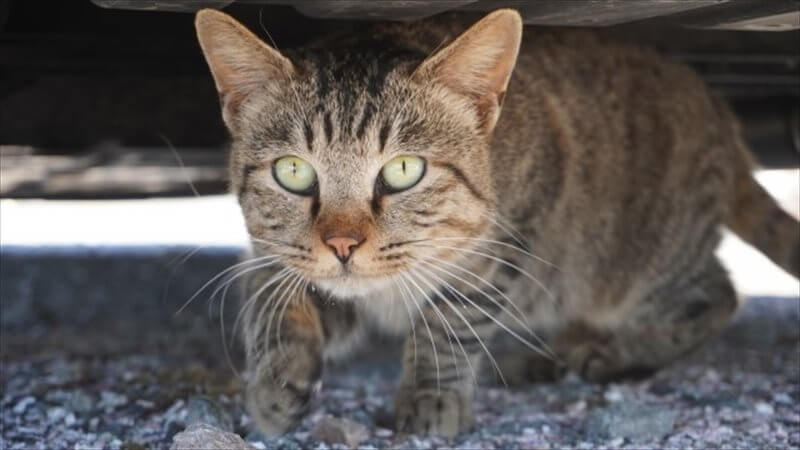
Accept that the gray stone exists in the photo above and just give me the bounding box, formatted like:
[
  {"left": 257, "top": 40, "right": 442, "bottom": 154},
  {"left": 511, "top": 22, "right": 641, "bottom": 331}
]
[
  {"left": 170, "top": 423, "right": 255, "bottom": 450},
  {"left": 46, "top": 406, "right": 68, "bottom": 423},
  {"left": 12, "top": 396, "right": 36, "bottom": 414},
  {"left": 311, "top": 416, "right": 369, "bottom": 447},
  {"left": 185, "top": 396, "right": 234, "bottom": 432},
  {"left": 99, "top": 391, "right": 128, "bottom": 412},
  {"left": 63, "top": 391, "right": 95, "bottom": 414},
  {"left": 584, "top": 402, "right": 677, "bottom": 443}
]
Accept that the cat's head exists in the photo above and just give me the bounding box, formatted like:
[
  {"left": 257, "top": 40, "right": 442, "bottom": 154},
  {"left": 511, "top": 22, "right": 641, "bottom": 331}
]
[{"left": 196, "top": 9, "right": 521, "bottom": 298}]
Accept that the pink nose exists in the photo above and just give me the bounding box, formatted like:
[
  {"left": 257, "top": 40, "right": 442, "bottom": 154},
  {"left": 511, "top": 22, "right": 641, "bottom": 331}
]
[{"left": 324, "top": 235, "right": 364, "bottom": 263}]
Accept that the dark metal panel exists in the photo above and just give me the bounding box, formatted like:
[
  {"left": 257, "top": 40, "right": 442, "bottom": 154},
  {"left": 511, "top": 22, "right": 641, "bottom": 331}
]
[
  {"left": 290, "top": 0, "right": 477, "bottom": 21},
  {"left": 462, "top": 0, "right": 727, "bottom": 26},
  {"left": 90, "top": 0, "right": 235, "bottom": 12}
]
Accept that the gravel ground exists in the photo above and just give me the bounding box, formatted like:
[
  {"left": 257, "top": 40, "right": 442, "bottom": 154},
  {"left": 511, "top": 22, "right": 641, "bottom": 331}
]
[{"left": 2, "top": 291, "right": 798, "bottom": 449}]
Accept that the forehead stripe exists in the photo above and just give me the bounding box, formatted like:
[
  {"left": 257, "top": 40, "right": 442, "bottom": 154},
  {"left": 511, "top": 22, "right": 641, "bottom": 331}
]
[
  {"left": 303, "top": 120, "right": 314, "bottom": 152},
  {"left": 355, "top": 102, "right": 376, "bottom": 140},
  {"left": 378, "top": 120, "right": 392, "bottom": 153},
  {"left": 323, "top": 111, "right": 334, "bottom": 143},
  {"left": 432, "top": 161, "right": 487, "bottom": 203}
]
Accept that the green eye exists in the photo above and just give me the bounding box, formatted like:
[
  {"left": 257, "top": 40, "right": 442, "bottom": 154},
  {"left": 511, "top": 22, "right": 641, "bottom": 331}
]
[
  {"left": 273, "top": 156, "right": 317, "bottom": 194},
  {"left": 381, "top": 155, "right": 426, "bottom": 192}
]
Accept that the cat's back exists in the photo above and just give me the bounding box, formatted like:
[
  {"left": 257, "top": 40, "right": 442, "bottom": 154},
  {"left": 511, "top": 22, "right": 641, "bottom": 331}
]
[
  {"left": 491, "top": 26, "right": 741, "bottom": 306},
  {"left": 510, "top": 27, "right": 722, "bottom": 139}
]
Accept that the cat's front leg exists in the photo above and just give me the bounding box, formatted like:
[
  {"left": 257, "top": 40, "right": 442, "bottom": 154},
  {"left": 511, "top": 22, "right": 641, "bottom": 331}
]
[
  {"left": 394, "top": 291, "right": 499, "bottom": 437},
  {"left": 243, "top": 282, "right": 323, "bottom": 435}
]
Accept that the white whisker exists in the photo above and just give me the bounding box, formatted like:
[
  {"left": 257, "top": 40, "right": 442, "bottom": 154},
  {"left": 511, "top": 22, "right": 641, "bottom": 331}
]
[
  {"left": 247, "top": 267, "right": 296, "bottom": 361},
  {"left": 417, "top": 257, "right": 531, "bottom": 333},
  {"left": 425, "top": 236, "right": 558, "bottom": 269},
  {"left": 258, "top": 269, "right": 299, "bottom": 357},
  {"left": 176, "top": 255, "right": 279, "bottom": 315},
  {"left": 406, "top": 270, "right": 467, "bottom": 383},
  {"left": 480, "top": 210, "right": 529, "bottom": 252},
  {"left": 162, "top": 244, "right": 214, "bottom": 304},
  {"left": 276, "top": 273, "right": 306, "bottom": 356},
  {"left": 412, "top": 243, "right": 557, "bottom": 305},
  {"left": 391, "top": 276, "right": 419, "bottom": 375},
  {"left": 417, "top": 262, "right": 554, "bottom": 362},
  {"left": 398, "top": 273, "right": 441, "bottom": 394},
  {"left": 408, "top": 269, "right": 479, "bottom": 386},
  {"left": 233, "top": 266, "right": 292, "bottom": 344},
  {"left": 416, "top": 257, "right": 557, "bottom": 360},
  {"left": 409, "top": 267, "right": 506, "bottom": 386},
  {"left": 207, "top": 259, "right": 282, "bottom": 312}
]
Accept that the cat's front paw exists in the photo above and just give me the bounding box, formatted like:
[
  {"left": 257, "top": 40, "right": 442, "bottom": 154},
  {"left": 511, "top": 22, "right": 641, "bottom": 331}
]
[
  {"left": 246, "top": 348, "right": 322, "bottom": 435},
  {"left": 395, "top": 388, "right": 473, "bottom": 437}
]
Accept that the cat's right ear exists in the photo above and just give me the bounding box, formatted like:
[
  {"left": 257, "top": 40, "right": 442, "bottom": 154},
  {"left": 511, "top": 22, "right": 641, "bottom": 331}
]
[{"left": 195, "top": 9, "right": 294, "bottom": 131}]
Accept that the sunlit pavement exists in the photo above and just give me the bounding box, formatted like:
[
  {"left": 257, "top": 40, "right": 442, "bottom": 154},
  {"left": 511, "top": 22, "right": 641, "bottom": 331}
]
[{"left": 2, "top": 169, "right": 797, "bottom": 298}]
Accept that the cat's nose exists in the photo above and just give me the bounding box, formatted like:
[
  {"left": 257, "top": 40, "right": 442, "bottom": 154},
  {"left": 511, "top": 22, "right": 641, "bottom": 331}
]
[{"left": 324, "top": 233, "right": 365, "bottom": 264}]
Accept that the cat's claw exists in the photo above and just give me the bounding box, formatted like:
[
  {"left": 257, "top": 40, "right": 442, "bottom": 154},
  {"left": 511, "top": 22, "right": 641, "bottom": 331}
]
[{"left": 395, "top": 388, "right": 473, "bottom": 437}]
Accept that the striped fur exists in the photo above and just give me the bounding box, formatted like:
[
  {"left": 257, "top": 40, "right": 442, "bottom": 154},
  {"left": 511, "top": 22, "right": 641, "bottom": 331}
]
[{"left": 195, "top": 9, "right": 799, "bottom": 437}]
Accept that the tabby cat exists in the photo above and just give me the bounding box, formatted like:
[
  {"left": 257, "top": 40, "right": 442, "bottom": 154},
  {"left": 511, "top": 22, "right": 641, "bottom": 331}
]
[{"left": 194, "top": 8, "right": 800, "bottom": 437}]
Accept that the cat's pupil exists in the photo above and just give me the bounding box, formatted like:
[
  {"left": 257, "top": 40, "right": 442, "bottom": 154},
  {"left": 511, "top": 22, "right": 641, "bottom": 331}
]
[
  {"left": 292, "top": 162, "right": 297, "bottom": 176},
  {"left": 402, "top": 160, "right": 406, "bottom": 173}
]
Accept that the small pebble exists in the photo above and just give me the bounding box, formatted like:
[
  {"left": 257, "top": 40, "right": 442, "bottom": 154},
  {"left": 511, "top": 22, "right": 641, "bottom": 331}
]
[
  {"left": 165, "top": 400, "right": 187, "bottom": 422},
  {"left": 67, "top": 391, "right": 95, "bottom": 414},
  {"left": 99, "top": 391, "right": 128, "bottom": 412},
  {"left": 609, "top": 437, "right": 625, "bottom": 447},
  {"left": 136, "top": 400, "right": 155, "bottom": 409},
  {"left": 293, "top": 431, "right": 310, "bottom": 441},
  {"left": 604, "top": 387, "right": 624, "bottom": 403},
  {"left": 568, "top": 400, "right": 587, "bottom": 415},
  {"left": 773, "top": 393, "right": 792, "bottom": 404},
  {"left": 47, "top": 406, "right": 68, "bottom": 423},
  {"left": 184, "top": 396, "right": 234, "bottom": 432},
  {"left": 373, "top": 428, "right": 393, "bottom": 438},
  {"left": 585, "top": 402, "right": 677, "bottom": 443},
  {"left": 12, "top": 396, "right": 36, "bottom": 414},
  {"left": 755, "top": 402, "right": 774, "bottom": 415},
  {"left": 170, "top": 423, "right": 254, "bottom": 450}
]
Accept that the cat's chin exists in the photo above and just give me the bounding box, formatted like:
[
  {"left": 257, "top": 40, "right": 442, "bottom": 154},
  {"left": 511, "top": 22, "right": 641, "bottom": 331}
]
[{"left": 314, "top": 275, "right": 397, "bottom": 299}]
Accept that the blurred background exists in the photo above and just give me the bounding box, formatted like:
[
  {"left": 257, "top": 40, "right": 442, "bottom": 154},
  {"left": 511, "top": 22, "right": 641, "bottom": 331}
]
[{"left": 0, "top": 1, "right": 798, "bottom": 449}]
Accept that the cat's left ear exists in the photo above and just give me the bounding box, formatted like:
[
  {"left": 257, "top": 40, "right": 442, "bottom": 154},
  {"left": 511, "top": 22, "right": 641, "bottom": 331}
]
[
  {"left": 195, "top": 9, "right": 294, "bottom": 132},
  {"left": 414, "top": 9, "right": 522, "bottom": 135}
]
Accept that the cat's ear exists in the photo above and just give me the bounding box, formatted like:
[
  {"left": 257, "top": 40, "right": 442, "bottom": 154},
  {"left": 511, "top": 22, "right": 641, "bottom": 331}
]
[
  {"left": 195, "top": 9, "right": 294, "bottom": 130},
  {"left": 414, "top": 9, "right": 522, "bottom": 134}
]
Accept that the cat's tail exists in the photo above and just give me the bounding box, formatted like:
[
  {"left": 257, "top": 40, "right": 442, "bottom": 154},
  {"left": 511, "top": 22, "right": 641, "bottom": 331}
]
[{"left": 726, "top": 164, "right": 800, "bottom": 279}]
